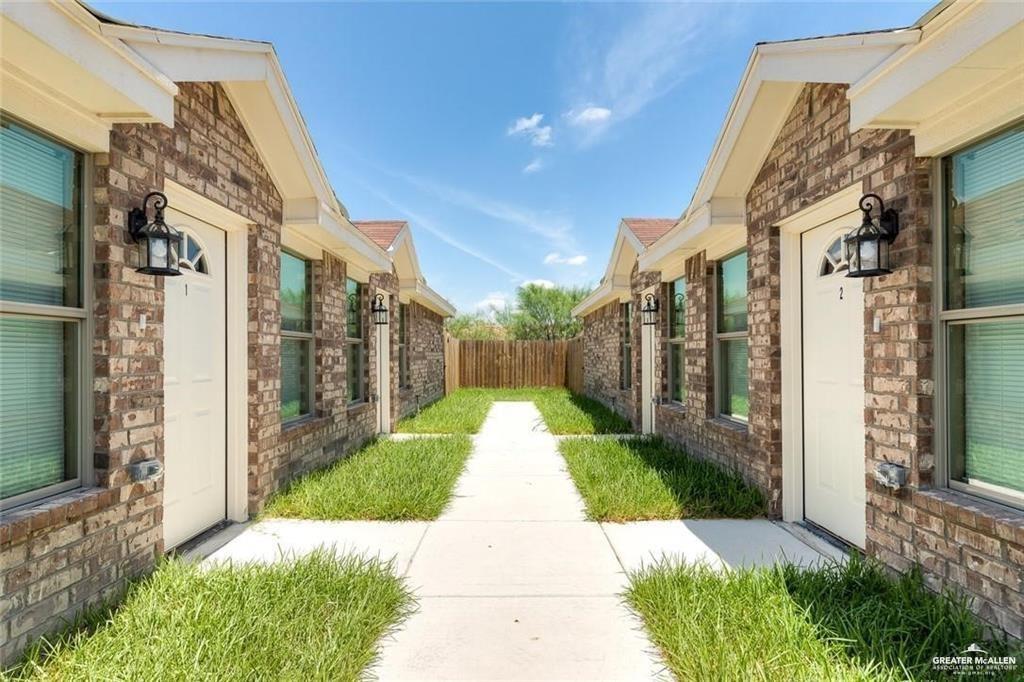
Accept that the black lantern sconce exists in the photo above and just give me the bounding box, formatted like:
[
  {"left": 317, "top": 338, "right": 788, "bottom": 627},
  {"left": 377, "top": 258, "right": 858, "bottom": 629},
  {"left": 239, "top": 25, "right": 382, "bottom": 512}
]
[
  {"left": 640, "top": 293, "right": 660, "bottom": 326},
  {"left": 128, "top": 192, "right": 182, "bottom": 277},
  {"left": 844, "top": 193, "right": 900, "bottom": 278},
  {"left": 371, "top": 293, "right": 389, "bottom": 325}
]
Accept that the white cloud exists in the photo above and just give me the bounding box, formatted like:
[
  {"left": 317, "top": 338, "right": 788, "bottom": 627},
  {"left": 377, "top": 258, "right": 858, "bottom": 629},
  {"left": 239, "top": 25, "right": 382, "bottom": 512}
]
[
  {"left": 475, "top": 292, "right": 511, "bottom": 319},
  {"left": 523, "top": 279, "right": 555, "bottom": 289},
  {"left": 544, "top": 252, "right": 588, "bottom": 266},
  {"left": 522, "top": 158, "right": 545, "bottom": 174},
  {"left": 565, "top": 106, "right": 612, "bottom": 127},
  {"left": 564, "top": 4, "right": 738, "bottom": 145},
  {"left": 507, "top": 113, "right": 553, "bottom": 147}
]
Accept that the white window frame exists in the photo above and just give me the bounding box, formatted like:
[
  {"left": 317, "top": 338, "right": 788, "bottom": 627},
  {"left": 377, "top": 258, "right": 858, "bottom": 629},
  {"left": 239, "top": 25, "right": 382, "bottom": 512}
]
[
  {"left": 619, "top": 301, "right": 632, "bottom": 391},
  {"left": 398, "top": 302, "right": 411, "bottom": 389},
  {"left": 934, "top": 124, "right": 1024, "bottom": 511},
  {"left": 0, "top": 114, "right": 92, "bottom": 511},
  {"left": 714, "top": 249, "right": 749, "bottom": 423},
  {"left": 667, "top": 277, "right": 686, "bottom": 405},
  {"left": 346, "top": 278, "right": 366, "bottom": 405},
  {"left": 280, "top": 249, "right": 315, "bottom": 424}
]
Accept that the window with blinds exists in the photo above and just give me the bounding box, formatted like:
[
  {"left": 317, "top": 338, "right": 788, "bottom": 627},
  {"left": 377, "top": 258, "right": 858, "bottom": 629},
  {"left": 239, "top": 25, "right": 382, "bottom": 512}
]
[
  {"left": 943, "top": 125, "right": 1024, "bottom": 507},
  {"left": 0, "top": 117, "right": 84, "bottom": 509}
]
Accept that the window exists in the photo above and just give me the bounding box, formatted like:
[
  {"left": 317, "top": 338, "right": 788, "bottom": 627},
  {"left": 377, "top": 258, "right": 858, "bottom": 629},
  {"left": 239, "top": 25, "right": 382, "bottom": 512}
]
[
  {"left": 716, "top": 251, "right": 749, "bottom": 421},
  {"left": 620, "top": 302, "right": 632, "bottom": 390},
  {"left": 0, "top": 117, "right": 86, "bottom": 510},
  {"left": 346, "top": 278, "right": 366, "bottom": 403},
  {"left": 280, "top": 251, "right": 313, "bottom": 422},
  {"left": 667, "top": 277, "right": 686, "bottom": 404},
  {"left": 942, "top": 126, "right": 1024, "bottom": 507},
  {"left": 399, "top": 303, "right": 411, "bottom": 389}
]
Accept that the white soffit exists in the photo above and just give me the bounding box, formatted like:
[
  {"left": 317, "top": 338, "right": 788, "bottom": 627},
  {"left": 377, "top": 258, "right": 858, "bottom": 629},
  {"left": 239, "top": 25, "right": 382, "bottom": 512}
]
[
  {"left": 0, "top": 3, "right": 177, "bottom": 150},
  {"left": 99, "top": 20, "right": 393, "bottom": 271},
  {"left": 849, "top": 1, "right": 1024, "bottom": 156},
  {"left": 641, "top": 29, "right": 917, "bottom": 267},
  {"left": 390, "top": 227, "right": 423, "bottom": 284},
  {"left": 572, "top": 221, "right": 645, "bottom": 317}
]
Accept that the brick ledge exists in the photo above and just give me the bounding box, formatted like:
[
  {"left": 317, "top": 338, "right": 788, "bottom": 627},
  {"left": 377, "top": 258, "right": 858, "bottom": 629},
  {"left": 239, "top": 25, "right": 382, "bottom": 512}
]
[{"left": 1, "top": 487, "right": 117, "bottom": 546}]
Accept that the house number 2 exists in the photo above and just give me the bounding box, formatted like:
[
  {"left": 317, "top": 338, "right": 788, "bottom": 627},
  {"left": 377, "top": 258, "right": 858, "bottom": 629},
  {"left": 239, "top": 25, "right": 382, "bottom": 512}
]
[{"left": 839, "top": 286, "right": 844, "bottom": 300}]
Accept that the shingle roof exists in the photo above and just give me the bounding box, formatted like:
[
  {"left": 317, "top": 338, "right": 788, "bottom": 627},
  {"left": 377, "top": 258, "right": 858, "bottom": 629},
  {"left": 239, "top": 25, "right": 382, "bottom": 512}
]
[
  {"left": 352, "top": 220, "right": 407, "bottom": 250},
  {"left": 622, "top": 218, "right": 677, "bottom": 248}
]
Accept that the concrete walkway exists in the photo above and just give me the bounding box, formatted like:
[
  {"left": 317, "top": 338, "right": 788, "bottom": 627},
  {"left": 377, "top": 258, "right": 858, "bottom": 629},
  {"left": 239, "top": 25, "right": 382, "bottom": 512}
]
[{"left": 198, "top": 402, "right": 840, "bottom": 681}]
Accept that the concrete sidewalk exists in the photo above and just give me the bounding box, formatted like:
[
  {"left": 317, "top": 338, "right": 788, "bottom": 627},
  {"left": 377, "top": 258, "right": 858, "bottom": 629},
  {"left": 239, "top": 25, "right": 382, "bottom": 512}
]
[
  {"left": 201, "top": 401, "right": 838, "bottom": 681},
  {"left": 373, "top": 402, "right": 661, "bottom": 681}
]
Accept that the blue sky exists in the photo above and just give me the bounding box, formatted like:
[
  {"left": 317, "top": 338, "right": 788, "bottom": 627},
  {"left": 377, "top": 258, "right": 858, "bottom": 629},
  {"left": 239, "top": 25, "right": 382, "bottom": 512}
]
[{"left": 93, "top": 1, "right": 930, "bottom": 314}]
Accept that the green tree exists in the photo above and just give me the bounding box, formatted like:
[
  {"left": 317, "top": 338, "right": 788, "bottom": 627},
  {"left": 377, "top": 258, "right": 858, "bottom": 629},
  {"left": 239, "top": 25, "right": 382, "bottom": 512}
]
[
  {"left": 445, "top": 313, "right": 507, "bottom": 340},
  {"left": 497, "top": 283, "right": 590, "bottom": 340}
]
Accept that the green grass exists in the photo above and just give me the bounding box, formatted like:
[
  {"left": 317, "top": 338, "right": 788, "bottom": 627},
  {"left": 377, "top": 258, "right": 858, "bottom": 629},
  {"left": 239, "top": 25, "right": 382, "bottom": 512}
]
[
  {"left": 396, "top": 388, "right": 632, "bottom": 435},
  {"left": 626, "top": 555, "right": 1020, "bottom": 681},
  {"left": 396, "top": 389, "right": 495, "bottom": 433},
  {"left": 7, "top": 551, "right": 413, "bottom": 681},
  {"left": 559, "top": 436, "right": 765, "bottom": 521},
  {"left": 263, "top": 435, "right": 472, "bottom": 520}
]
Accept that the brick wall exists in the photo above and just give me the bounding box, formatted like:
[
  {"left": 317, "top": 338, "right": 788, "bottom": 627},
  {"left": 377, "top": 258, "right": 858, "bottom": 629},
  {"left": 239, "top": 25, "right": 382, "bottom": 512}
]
[
  {"left": 653, "top": 251, "right": 762, "bottom": 504},
  {"left": 0, "top": 82, "right": 395, "bottom": 663},
  {"left": 742, "top": 83, "right": 1024, "bottom": 637},
  {"left": 397, "top": 301, "right": 445, "bottom": 420},
  {"left": 1, "top": 82, "right": 284, "bottom": 662},
  {"left": 581, "top": 300, "right": 632, "bottom": 421}
]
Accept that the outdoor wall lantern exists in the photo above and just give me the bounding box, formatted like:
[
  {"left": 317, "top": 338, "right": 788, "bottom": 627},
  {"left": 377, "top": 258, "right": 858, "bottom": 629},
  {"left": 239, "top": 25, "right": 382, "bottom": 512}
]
[
  {"left": 128, "top": 191, "right": 182, "bottom": 277},
  {"left": 641, "top": 293, "right": 660, "bottom": 326},
  {"left": 844, "top": 193, "right": 900, "bottom": 278},
  {"left": 371, "top": 294, "right": 389, "bottom": 325}
]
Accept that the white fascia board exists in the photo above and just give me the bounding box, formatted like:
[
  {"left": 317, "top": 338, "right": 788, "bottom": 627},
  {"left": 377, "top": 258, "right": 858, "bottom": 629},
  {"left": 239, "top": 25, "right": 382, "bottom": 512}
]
[
  {"left": 697, "top": 33, "right": 915, "bottom": 203},
  {"left": 848, "top": 0, "right": 1019, "bottom": 131},
  {"left": 572, "top": 281, "right": 624, "bottom": 318},
  {"left": 389, "top": 226, "right": 423, "bottom": 283},
  {"left": 284, "top": 201, "right": 391, "bottom": 272},
  {"left": 650, "top": 30, "right": 914, "bottom": 256},
  {"left": 2, "top": 2, "right": 177, "bottom": 125},
  {"left": 639, "top": 199, "right": 743, "bottom": 272},
  {"left": 108, "top": 22, "right": 350, "bottom": 219},
  {"left": 408, "top": 282, "right": 456, "bottom": 318}
]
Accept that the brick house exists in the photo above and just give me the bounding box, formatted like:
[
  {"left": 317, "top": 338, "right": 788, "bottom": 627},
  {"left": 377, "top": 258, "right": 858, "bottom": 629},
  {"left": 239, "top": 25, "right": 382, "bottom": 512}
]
[
  {"left": 576, "top": 218, "right": 675, "bottom": 430},
  {"left": 0, "top": 2, "right": 453, "bottom": 662},
  {"left": 577, "top": 0, "right": 1024, "bottom": 638}
]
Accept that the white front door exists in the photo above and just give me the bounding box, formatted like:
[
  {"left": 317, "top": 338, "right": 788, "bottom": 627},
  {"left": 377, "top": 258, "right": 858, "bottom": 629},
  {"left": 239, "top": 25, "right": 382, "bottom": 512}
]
[
  {"left": 377, "top": 291, "right": 391, "bottom": 434},
  {"left": 801, "top": 214, "right": 866, "bottom": 548},
  {"left": 163, "top": 209, "right": 227, "bottom": 549}
]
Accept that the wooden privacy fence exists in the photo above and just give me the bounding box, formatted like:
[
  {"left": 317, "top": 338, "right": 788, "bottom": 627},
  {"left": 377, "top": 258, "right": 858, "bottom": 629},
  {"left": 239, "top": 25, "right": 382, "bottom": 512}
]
[{"left": 444, "top": 334, "right": 584, "bottom": 392}]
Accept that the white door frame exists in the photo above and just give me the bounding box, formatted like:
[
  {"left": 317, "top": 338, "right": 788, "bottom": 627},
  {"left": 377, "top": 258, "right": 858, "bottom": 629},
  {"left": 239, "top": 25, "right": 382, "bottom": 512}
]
[
  {"left": 640, "top": 284, "right": 658, "bottom": 434},
  {"left": 162, "top": 180, "right": 249, "bottom": 524},
  {"left": 779, "top": 184, "right": 863, "bottom": 524},
  {"left": 376, "top": 289, "right": 391, "bottom": 434}
]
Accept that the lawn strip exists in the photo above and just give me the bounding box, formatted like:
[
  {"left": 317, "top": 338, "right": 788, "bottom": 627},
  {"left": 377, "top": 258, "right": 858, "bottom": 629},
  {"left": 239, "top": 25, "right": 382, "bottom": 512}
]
[
  {"left": 396, "top": 387, "right": 631, "bottom": 435},
  {"left": 559, "top": 436, "right": 764, "bottom": 521},
  {"left": 264, "top": 435, "right": 473, "bottom": 520},
  {"left": 8, "top": 551, "right": 413, "bottom": 681},
  {"left": 626, "top": 556, "right": 1020, "bottom": 681}
]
